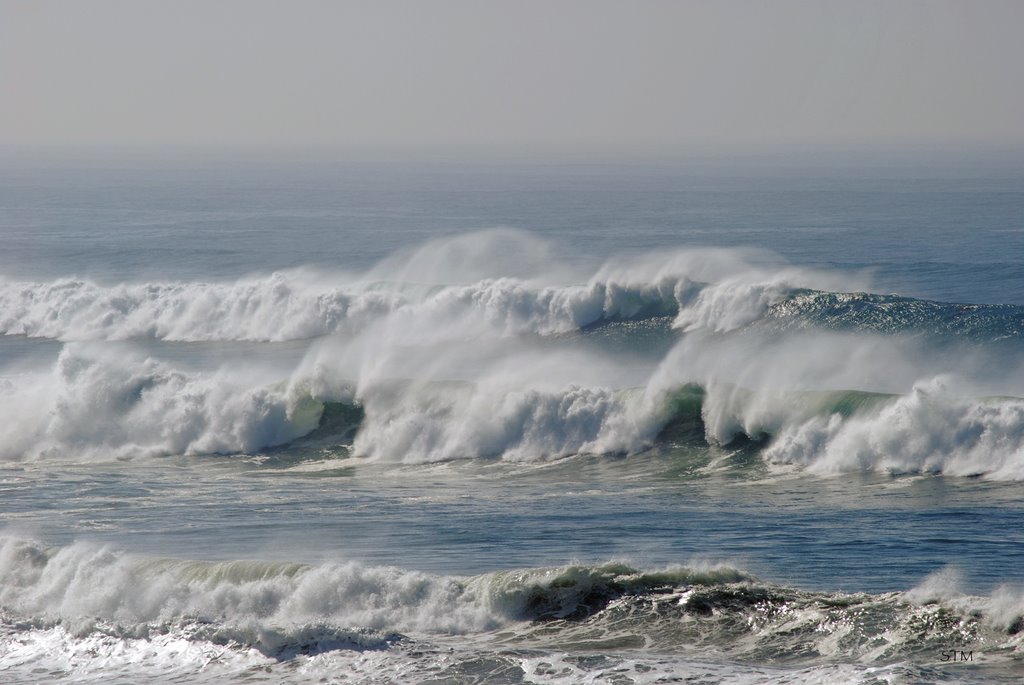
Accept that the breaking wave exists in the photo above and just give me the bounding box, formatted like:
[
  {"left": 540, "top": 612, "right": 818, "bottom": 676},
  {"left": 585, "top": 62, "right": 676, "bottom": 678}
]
[
  {"left": 2, "top": 232, "right": 1024, "bottom": 479},
  {"left": 1, "top": 536, "right": 1022, "bottom": 683},
  {"left": 2, "top": 271, "right": 1021, "bottom": 347},
  {"left": 5, "top": 341, "right": 1024, "bottom": 481},
  {"left": 0, "top": 273, "right": 682, "bottom": 342},
  {"left": 0, "top": 232, "right": 859, "bottom": 343},
  {"left": 0, "top": 344, "right": 319, "bottom": 460}
]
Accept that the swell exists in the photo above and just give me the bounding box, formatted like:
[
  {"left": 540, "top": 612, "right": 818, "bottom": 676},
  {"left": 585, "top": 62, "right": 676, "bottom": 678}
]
[
  {"left": 1, "top": 537, "right": 1022, "bottom": 667},
  {"left": 761, "top": 288, "right": 1024, "bottom": 343}
]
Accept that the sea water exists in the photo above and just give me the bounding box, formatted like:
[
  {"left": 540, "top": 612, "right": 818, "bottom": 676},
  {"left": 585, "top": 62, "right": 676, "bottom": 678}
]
[{"left": 1, "top": 148, "right": 1023, "bottom": 684}]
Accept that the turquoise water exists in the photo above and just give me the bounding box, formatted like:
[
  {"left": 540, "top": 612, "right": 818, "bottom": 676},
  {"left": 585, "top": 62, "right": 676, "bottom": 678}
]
[{"left": 1, "top": 149, "right": 1023, "bottom": 684}]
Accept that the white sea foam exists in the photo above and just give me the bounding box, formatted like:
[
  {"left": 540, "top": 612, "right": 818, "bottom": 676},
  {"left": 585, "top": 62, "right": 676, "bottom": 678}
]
[
  {"left": 3, "top": 231, "right": 1024, "bottom": 478},
  {"left": 3, "top": 329, "right": 1024, "bottom": 478},
  {"left": 0, "top": 344, "right": 317, "bottom": 461},
  {"left": 352, "top": 378, "right": 659, "bottom": 463},
  {"left": 0, "top": 622, "right": 936, "bottom": 685},
  {"left": 0, "top": 537, "right": 743, "bottom": 638},
  {"left": 643, "top": 326, "right": 1024, "bottom": 479},
  {"left": 0, "top": 272, "right": 400, "bottom": 342},
  {"left": 0, "top": 624, "right": 269, "bottom": 685},
  {"left": 0, "top": 536, "right": 1017, "bottom": 684},
  {"left": 904, "top": 566, "right": 1024, "bottom": 637},
  {"left": 0, "top": 271, "right": 694, "bottom": 342},
  {"left": 0, "top": 536, "right": 497, "bottom": 636},
  {"left": 0, "top": 231, "right": 861, "bottom": 343},
  {"left": 761, "top": 379, "right": 1024, "bottom": 479}
]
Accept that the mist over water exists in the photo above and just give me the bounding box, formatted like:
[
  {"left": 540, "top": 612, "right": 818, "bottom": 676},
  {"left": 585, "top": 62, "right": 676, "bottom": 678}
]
[
  {"left": 3, "top": 228, "right": 1023, "bottom": 478},
  {"left": 2, "top": 154, "right": 1024, "bottom": 683}
]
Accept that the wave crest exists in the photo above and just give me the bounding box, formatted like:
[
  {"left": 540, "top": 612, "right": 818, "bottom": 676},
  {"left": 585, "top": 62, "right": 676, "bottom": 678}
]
[
  {"left": 0, "top": 344, "right": 318, "bottom": 460},
  {"left": 3, "top": 537, "right": 1023, "bottom": 673}
]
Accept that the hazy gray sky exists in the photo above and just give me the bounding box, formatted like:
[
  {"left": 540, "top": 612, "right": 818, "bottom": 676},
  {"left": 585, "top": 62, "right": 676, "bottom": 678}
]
[{"left": 2, "top": 0, "right": 1022, "bottom": 149}]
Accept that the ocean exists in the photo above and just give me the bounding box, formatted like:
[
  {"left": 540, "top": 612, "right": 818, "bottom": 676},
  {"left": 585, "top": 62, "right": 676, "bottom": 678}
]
[{"left": 1, "top": 148, "right": 1023, "bottom": 684}]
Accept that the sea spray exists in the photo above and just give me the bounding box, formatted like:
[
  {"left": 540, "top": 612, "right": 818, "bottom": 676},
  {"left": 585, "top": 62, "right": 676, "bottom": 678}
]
[
  {"left": 0, "top": 344, "right": 318, "bottom": 461},
  {"left": 2, "top": 536, "right": 1022, "bottom": 675},
  {"left": 2, "top": 232, "right": 1024, "bottom": 478}
]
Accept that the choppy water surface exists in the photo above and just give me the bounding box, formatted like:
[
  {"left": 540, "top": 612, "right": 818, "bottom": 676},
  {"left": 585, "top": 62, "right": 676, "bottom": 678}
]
[{"left": 1, "top": 150, "right": 1023, "bottom": 683}]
